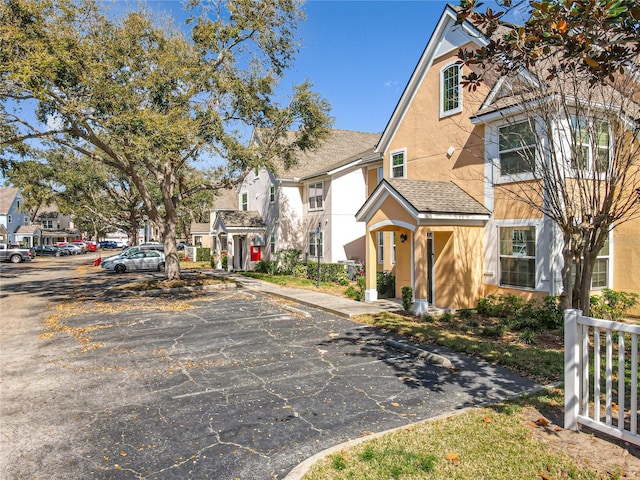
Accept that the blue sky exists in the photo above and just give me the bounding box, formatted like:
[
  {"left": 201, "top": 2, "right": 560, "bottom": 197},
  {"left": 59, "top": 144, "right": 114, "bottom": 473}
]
[
  {"left": 142, "top": 0, "right": 452, "bottom": 134},
  {"left": 289, "top": 1, "right": 451, "bottom": 133}
]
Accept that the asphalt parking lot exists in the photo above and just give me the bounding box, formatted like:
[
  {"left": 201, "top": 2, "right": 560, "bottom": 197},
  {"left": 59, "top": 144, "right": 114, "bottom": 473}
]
[{"left": 0, "top": 256, "right": 539, "bottom": 479}]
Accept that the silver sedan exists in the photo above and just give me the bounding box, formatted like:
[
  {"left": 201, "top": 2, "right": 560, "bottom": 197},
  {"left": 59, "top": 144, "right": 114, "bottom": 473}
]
[{"left": 102, "top": 251, "right": 165, "bottom": 274}]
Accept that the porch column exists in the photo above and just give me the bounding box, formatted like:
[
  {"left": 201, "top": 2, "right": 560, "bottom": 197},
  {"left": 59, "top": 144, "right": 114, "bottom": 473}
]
[
  {"left": 227, "top": 234, "right": 234, "bottom": 272},
  {"left": 215, "top": 235, "right": 223, "bottom": 269},
  {"left": 364, "top": 228, "right": 378, "bottom": 302},
  {"left": 413, "top": 229, "right": 429, "bottom": 315}
]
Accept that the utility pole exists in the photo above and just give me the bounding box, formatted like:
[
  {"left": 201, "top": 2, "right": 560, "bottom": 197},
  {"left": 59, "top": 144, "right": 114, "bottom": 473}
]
[{"left": 316, "top": 222, "right": 321, "bottom": 288}]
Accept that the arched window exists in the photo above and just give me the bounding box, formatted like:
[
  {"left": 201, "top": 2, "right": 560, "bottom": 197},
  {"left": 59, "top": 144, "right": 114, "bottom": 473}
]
[{"left": 440, "top": 63, "right": 462, "bottom": 117}]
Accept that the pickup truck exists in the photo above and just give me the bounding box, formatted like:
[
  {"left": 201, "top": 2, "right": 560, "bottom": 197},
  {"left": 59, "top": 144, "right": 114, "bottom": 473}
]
[{"left": 0, "top": 244, "right": 34, "bottom": 263}]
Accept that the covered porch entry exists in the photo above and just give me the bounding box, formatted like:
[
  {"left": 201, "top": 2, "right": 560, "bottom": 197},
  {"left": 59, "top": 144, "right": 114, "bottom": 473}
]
[
  {"left": 211, "top": 210, "right": 266, "bottom": 271},
  {"left": 356, "top": 179, "right": 491, "bottom": 314}
]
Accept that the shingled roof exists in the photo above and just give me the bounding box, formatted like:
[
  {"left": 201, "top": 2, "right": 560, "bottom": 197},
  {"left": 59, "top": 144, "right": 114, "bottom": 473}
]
[
  {"left": 216, "top": 210, "right": 265, "bottom": 229},
  {"left": 386, "top": 178, "right": 490, "bottom": 216},
  {"left": 0, "top": 187, "right": 19, "bottom": 214},
  {"left": 269, "top": 129, "right": 380, "bottom": 179}
]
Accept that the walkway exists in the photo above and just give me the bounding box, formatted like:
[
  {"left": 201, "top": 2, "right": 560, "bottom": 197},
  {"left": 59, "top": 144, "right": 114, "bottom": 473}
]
[{"left": 210, "top": 271, "right": 405, "bottom": 317}]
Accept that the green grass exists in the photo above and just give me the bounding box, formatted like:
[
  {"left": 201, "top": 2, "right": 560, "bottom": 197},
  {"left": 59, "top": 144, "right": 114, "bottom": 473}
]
[
  {"left": 303, "top": 390, "right": 599, "bottom": 480},
  {"left": 354, "top": 311, "right": 564, "bottom": 384},
  {"left": 242, "top": 272, "right": 349, "bottom": 296}
]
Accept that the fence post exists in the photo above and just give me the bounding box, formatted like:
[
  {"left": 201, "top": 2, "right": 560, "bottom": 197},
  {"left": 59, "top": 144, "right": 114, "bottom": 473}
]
[{"left": 564, "top": 309, "right": 582, "bottom": 431}]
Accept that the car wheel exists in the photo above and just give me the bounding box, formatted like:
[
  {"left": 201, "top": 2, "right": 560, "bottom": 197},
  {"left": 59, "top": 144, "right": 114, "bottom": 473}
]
[
  {"left": 114, "top": 264, "right": 126, "bottom": 274},
  {"left": 157, "top": 262, "right": 165, "bottom": 272},
  {"left": 9, "top": 254, "right": 22, "bottom": 263},
  {"left": 55, "top": 251, "right": 60, "bottom": 257}
]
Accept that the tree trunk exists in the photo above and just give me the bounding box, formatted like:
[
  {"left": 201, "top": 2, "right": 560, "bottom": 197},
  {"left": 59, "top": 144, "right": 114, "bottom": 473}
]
[
  {"left": 559, "top": 234, "right": 575, "bottom": 312},
  {"left": 159, "top": 201, "right": 181, "bottom": 281}
]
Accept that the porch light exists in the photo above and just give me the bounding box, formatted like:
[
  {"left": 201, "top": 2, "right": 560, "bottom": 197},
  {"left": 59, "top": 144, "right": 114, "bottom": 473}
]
[{"left": 400, "top": 233, "right": 408, "bottom": 243}]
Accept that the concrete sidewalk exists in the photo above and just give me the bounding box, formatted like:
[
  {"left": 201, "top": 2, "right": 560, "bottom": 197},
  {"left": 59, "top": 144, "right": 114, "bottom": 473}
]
[{"left": 208, "top": 271, "right": 404, "bottom": 317}]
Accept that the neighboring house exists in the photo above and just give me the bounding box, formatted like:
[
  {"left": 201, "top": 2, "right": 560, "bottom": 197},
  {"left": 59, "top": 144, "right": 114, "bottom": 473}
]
[
  {"left": 190, "top": 223, "right": 212, "bottom": 249},
  {"left": 356, "top": 4, "right": 639, "bottom": 314},
  {"left": 211, "top": 129, "right": 380, "bottom": 271},
  {"left": 0, "top": 187, "right": 30, "bottom": 245},
  {"left": 31, "top": 204, "right": 79, "bottom": 245}
]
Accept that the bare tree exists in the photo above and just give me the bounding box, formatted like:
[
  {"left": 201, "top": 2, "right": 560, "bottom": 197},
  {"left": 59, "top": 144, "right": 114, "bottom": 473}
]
[{"left": 479, "top": 60, "right": 640, "bottom": 313}]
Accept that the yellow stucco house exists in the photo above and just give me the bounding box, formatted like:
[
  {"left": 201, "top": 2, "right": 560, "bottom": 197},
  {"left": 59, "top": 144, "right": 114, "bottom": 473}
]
[{"left": 356, "top": 5, "right": 639, "bottom": 315}]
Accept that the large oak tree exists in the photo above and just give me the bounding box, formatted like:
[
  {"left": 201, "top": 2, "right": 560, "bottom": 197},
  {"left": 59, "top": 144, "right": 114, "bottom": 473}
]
[{"left": 1, "top": 0, "right": 332, "bottom": 279}]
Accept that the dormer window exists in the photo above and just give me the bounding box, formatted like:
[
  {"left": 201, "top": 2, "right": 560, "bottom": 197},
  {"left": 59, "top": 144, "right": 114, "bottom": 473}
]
[{"left": 440, "top": 62, "right": 462, "bottom": 117}]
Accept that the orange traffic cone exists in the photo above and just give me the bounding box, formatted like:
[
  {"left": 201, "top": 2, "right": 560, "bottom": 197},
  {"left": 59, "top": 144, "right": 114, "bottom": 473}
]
[{"left": 94, "top": 256, "right": 102, "bottom": 266}]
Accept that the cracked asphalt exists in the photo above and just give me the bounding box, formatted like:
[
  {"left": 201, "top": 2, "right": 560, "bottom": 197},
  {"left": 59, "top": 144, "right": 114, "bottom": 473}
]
[{"left": 0, "top": 256, "right": 539, "bottom": 479}]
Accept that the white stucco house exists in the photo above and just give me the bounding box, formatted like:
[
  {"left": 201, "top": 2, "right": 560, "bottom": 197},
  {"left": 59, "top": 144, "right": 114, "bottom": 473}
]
[{"left": 210, "top": 129, "right": 381, "bottom": 271}]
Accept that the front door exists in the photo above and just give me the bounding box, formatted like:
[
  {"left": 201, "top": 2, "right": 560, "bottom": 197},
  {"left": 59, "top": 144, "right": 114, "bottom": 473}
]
[
  {"left": 427, "top": 234, "right": 434, "bottom": 303},
  {"left": 238, "top": 236, "right": 244, "bottom": 270}
]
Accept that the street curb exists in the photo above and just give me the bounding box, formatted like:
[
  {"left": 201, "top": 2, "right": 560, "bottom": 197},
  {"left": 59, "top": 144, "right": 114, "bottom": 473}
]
[
  {"left": 384, "top": 339, "right": 453, "bottom": 368},
  {"left": 104, "top": 281, "right": 240, "bottom": 297}
]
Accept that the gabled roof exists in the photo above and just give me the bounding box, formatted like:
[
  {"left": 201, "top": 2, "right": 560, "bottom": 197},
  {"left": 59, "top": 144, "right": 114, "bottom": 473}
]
[
  {"left": 260, "top": 129, "right": 380, "bottom": 180},
  {"left": 0, "top": 187, "right": 19, "bottom": 214},
  {"left": 356, "top": 178, "right": 490, "bottom": 226},
  {"left": 212, "top": 187, "right": 238, "bottom": 210},
  {"left": 190, "top": 223, "right": 210, "bottom": 234},
  {"left": 376, "top": 4, "right": 489, "bottom": 154},
  {"left": 14, "top": 225, "right": 41, "bottom": 235},
  {"left": 212, "top": 210, "right": 265, "bottom": 235}
]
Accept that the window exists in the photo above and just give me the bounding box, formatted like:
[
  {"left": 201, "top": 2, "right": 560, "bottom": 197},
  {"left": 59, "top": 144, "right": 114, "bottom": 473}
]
[
  {"left": 270, "top": 232, "right": 276, "bottom": 255},
  {"left": 254, "top": 167, "right": 259, "bottom": 179},
  {"left": 24, "top": 217, "right": 29, "bottom": 225},
  {"left": 572, "top": 237, "right": 610, "bottom": 289},
  {"left": 390, "top": 150, "right": 405, "bottom": 178},
  {"left": 308, "top": 230, "right": 323, "bottom": 258},
  {"left": 440, "top": 63, "right": 461, "bottom": 116},
  {"left": 499, "top": 226, "right": 536, "bottom": 288},
  {"left": 391, "top": 232, "right": 397, "bottom": 265},
  {"left": 378, "top": 232, "right": 384, "bottom": 263},
  {"left": 377, "top": 166, "right": 384, "bottom": 183},
  {"left": 308, "top": 182, "right": 323, "bottom": 210},
  {"left": 241, "top": 192, "right": 248, "bottom": 211},
  {"left": 499, "top": 121, "right": 536, "bottom": 175},
  {"left": 7, "top": 215, "right": 11, "bottom": 223},
  {"left": 42, "top": 220, "right": 53, "bottom": 229},
  {"left": 269, "top": 186, "right": 275, "bottom": 203},
  {"left": 571, "top": 116, "right": 610, "bottom": 173}
]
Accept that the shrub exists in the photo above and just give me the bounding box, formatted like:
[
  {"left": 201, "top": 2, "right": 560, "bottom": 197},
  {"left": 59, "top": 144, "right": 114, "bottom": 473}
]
[
  {"left": 292, "top": 263, "right": 308, "bottom": 278},
  {"left": 590, "top": 289, "right": 639, "bottom": 320},
  {"left": 458, "top": 308, "right": 473, "bottom": 319},
  {"left": 275, "top": 249, "right": 301, "bottom": 275},
  {"left": 345, "top": 278, "right": 366, "bottom": 301},
  {"left": 376, "top": 271, "right": 396, "bottom": 298},
  {"left": 480, "top": 324, "right": 505, "bottom": 338},
  {"left": 440, "top": 312, "right": 455, "bottom": 323},
  {"left": 196, "top": 247, "right": 211, "bottom": 262},
  {"left": 518, "top": 329, "right": 537, "bottom": 345},
  {"left": 254, "top": 259, "right": 277, "bottom": 274},
  {"left": 401, "top": 286, "right": 413, "bottom": 313},
  {"left": 306, "top": 261, "right": 349, "bottom": 284}
]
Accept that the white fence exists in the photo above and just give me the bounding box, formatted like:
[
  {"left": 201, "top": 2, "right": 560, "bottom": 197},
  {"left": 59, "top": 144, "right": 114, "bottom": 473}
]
[{"left": 565, "top": 309, "right": 640, "bottom": 446}]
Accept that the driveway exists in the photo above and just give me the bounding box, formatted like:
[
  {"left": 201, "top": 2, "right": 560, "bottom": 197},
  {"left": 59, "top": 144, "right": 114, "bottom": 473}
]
[{"left": 0, "top": 257, "right": 539, "bottom": 479}]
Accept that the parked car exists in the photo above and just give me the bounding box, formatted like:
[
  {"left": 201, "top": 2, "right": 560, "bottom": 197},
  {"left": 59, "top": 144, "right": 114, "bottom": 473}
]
[
  {"left": 58, "top": 245, "right": 82, "bottom": 255},
  {"left": 100, "top": 244, "right": 165, "bottom": 268},
  {"left": 102, "top": 251, "right": 165, "bottom": 273},
  {"left": 71, "top": 241, "right": 90, "bottom": 253},
  {"left": 99, "top": 240, "right": 118, "bottom": 249},
  {"left": 33, "top": 245, "right": 62, "bottom": 257},
  {"left": 85, "top": 241, "right": 97, "bottom": 252},
  {"left": 0, "top": 243, "right": 33, "bottom": 263}
]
